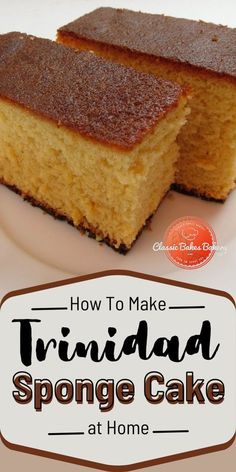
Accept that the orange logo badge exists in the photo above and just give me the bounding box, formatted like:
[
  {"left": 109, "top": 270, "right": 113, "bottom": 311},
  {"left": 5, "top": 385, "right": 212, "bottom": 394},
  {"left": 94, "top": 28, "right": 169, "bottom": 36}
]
[{"left": 164, "top": 217, "right": 216, "bottom": 269}]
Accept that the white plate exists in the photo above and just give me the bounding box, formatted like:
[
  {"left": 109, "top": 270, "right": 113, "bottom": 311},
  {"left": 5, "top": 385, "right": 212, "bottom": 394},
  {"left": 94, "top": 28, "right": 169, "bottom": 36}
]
[
  {"left": 0, "top": 0, "right": 236, "bottom": 298},
  {"left": 1, "top": 184, "right": 236, "bottom": 297}
]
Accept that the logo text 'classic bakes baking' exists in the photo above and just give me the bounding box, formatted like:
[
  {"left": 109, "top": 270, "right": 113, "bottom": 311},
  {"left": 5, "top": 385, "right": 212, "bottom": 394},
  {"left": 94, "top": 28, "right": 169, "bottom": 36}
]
[{"left": 153, "top": 216, "right": 226, "bottom": 269}]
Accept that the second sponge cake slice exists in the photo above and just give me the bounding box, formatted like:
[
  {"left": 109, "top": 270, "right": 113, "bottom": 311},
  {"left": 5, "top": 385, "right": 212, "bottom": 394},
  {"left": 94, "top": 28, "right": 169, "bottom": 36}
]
[
  {"left": 58, "top": 7, "right": 236, "bottom": 201},
  {"left": 0, "top": 33, "right": 189, "bottom": 252}
]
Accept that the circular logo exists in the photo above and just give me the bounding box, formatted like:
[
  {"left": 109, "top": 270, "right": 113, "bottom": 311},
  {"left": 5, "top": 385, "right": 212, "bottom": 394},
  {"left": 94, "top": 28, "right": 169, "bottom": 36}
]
[{"left": 164, "top": 216, "right": 217, "bottom": 269}]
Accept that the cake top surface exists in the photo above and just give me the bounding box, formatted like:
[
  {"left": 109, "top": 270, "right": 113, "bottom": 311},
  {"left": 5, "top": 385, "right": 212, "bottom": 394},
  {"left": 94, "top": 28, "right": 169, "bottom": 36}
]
[
  {"left": 59, "top": 7, "right": 236, "bottom": 78},
  {"left": 0, "top": 32, "right": 184, "bottom": 150}
]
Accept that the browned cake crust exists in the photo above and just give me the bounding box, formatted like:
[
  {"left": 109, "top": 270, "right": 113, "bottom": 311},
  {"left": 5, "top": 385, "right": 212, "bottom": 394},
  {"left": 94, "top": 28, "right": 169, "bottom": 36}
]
[
  {"left": 0, "top": 32, "right": 184, "bottom": 150},
  {"left": 171, "top": 183, "right": 225, "bottom": 203},
  {"left": 58, "top": 7, "right": 236, "bottom": 80}
]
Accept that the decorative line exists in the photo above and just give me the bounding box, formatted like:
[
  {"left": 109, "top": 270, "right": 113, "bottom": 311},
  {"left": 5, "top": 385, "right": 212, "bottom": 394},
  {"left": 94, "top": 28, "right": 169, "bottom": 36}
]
[
  {"left": 31, "top": 307, "right": 68, "bottom": 311},
  {"left": 153, "top": 430, "right": 189, "bottom": 434},
  {"left": 48, "top": 431, "right": 85, "bottom": 436},
  {"left": 168, "top": 306, "right": 205, "bottom": 310}
]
